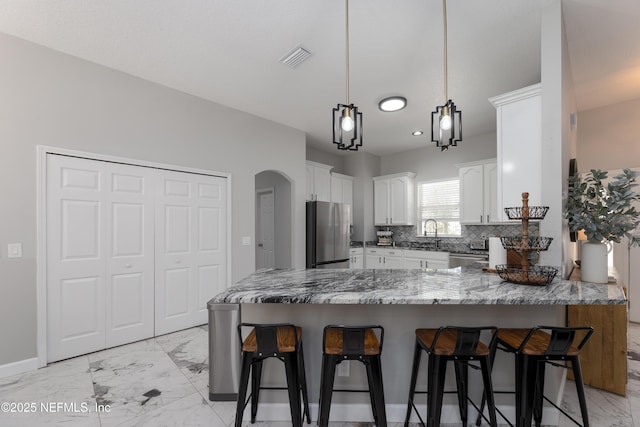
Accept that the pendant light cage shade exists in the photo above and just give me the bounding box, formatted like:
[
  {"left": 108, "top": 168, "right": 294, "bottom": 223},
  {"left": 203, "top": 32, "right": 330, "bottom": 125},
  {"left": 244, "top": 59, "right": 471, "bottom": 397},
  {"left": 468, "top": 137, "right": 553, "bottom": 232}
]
[
  {"left": 333, "top": 103, "right": 363, "bottom": 151},
  {"left": 431, "top": 100, "right": 462, "bottom": 151}
]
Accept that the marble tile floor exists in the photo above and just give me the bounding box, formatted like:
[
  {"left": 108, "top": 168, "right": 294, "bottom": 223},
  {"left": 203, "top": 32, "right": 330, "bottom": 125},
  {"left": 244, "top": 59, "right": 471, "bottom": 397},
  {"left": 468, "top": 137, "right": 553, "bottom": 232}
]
[{"left": 0, "top": 323, "right": 638, "bottom": 426}]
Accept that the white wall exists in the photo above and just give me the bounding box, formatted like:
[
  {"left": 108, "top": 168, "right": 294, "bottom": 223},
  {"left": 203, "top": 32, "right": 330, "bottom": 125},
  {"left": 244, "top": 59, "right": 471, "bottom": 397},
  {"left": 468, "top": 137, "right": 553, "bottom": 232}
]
[
  {"left": 344, "top": 152, "right": 381, "bottom": 242},
  {"left": 255, "top": 171, "right": 292, "bottom": 269},
  {"left": 539, "top": 1, "right": 576, "bottom": 277},
  {"left": 306, "top": 145, "right": 346, "bottom": 174},
  {"left": 577, "top": 98, "right": 640, "bottom": 171},
  {"left": 380, "top": 131, "right": 497, "bottom": 182},
  {"left": 0, "top": 33, "right": 306, "bottom": 366}
]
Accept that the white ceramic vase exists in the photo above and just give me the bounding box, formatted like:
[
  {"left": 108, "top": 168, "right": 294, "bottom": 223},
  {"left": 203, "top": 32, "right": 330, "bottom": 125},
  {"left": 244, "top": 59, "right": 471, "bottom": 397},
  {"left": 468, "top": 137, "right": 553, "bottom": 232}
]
[{"left": 581, "top": 241, "right": 609, "bottom": 283}]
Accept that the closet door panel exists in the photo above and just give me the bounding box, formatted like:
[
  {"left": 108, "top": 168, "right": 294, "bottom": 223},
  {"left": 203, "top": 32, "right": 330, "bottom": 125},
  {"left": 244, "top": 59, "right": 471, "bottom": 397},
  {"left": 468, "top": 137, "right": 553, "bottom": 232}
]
[
  {"left": 105, "top": 163, "right": 155, "bottom": 347},
  {"left": 47, "top": 155, "right": 106, "bottom": 362}
]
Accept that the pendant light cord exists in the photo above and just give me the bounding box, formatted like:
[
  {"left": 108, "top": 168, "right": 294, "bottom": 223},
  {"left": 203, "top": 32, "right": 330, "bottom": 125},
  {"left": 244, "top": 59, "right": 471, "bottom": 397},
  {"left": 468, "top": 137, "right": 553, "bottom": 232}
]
[
  {"left": 345, "top": 0, "right": 350, "bottom": 106},
  {"left": 443, "top": 0, "right": 448, "bottom": 102}
]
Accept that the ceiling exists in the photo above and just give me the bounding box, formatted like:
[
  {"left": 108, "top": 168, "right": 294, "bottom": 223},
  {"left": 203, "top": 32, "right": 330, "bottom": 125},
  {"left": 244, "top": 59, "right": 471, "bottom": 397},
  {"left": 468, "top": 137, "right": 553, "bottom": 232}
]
[{"left": 0, "top": 0, "right": 639, "bottom": 156}]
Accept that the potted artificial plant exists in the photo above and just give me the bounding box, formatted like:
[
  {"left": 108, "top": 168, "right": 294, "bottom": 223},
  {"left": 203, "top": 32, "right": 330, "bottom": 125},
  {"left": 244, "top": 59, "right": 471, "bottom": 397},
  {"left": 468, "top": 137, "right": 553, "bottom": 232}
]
[{"left": 564, "top": 168, "right": 640, "bottom": 283}]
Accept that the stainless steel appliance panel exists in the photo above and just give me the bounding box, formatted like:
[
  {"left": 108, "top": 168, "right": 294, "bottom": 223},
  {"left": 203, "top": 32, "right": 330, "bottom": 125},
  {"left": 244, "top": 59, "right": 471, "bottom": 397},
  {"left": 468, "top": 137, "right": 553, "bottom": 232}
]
[
  {"left": 316, "top": 260, "right": 349, "bottom": 269},
  {"left": 315, "top": 201, "right": 335, "bottom": 263},
  {"left": 207, "top": 301, "right": 239, "bottom": 401},
  {"left": 334, "top": 203, "right": 350, "bottom": 261},
  {"left": 306, "top": 201, "right": 350, "bottom": 268}
]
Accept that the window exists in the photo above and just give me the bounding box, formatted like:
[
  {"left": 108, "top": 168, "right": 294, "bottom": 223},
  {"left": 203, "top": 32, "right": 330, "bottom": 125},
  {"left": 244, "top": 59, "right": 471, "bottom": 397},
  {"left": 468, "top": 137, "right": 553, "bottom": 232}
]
[{"left": 417, "top": 178, "right": 461, "bottom": 237}]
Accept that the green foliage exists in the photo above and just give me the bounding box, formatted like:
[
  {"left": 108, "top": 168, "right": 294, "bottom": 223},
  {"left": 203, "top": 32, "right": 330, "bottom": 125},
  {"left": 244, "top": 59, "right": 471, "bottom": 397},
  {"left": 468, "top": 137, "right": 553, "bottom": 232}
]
[{"left": 564, "top": 169, "right": 640, "bottom": 245}]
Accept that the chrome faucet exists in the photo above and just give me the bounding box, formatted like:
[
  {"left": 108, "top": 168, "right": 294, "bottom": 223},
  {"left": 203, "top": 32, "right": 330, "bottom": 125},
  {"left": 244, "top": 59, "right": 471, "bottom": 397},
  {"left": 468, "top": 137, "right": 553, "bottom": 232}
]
[{"left": 422, "top": 219, "right": 439, "bottom": 249}]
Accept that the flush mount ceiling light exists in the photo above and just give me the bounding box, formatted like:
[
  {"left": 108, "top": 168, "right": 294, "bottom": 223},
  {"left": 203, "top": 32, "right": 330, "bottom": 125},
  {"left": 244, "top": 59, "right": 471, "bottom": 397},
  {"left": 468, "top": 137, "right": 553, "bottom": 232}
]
[
  {"left": 332, "top": 0, "right": 363, "bottom": 151},
  {"left": 412, "top": 130, "right": 424, "bottom": 136},
  {"left": 378, "top": 96, "right": 407, "bottom": 112},
  {"left": 431, "top": 0, "right": 462, "bottom": 151}
]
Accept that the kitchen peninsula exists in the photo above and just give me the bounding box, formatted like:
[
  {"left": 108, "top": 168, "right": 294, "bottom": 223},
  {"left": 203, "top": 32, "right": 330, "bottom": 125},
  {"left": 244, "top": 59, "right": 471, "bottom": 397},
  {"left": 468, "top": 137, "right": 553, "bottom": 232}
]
[{"left": 210, "top": 267, "right": 626, "bottom": 424}]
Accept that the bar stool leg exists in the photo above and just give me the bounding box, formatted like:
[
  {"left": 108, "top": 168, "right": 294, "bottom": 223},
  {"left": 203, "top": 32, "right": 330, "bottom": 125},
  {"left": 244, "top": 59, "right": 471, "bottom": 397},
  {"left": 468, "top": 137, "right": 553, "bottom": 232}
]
[
  {"left": 235, "top": 352, "right": 253, "bottom": 427},
  {"left": 404, "top": 342, "right": 422, "bottom": 427},
  {"left": 297, "top": 344, "right": 311, "bottom": 424},
  {"left": 428, "top": 356, "right": 447, "bottom": 427},
  {"left": 364, "top": 359, "right": 379, "bottom": 426},
  {"left": 370, "top": 355, "right": 387, "bottom": 427},
  {"left": 479, "top": 357, "right": 498, "bottom": 427},
  {"left": 454, "top": 360, "right": 468, "bottom": 426},
  {"left": 283, "top": 353, "right": 303, "bottom": 427},
  {"left": 570, "top": 356, "right": 590, "bottom": 427},
  {"left": 533, "top": 360, "right": 546, "bottom": 427},
  {"left": 518, "top": 355, "right": 537, "bottom": 427},
  {"left": 251, "top": 359, "right": 263, "bottom": 423},
  {"left": 318, "top": 354, "right": 337, "bottom": 427}
]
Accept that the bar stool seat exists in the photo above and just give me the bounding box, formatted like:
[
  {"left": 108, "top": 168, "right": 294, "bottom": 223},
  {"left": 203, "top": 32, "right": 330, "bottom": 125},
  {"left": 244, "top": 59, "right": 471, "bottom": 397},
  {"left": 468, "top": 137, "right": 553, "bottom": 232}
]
[
  {"left": 404, "top": 326, "right": 498, "bottom": 427},
  {"left": 318, "top": 325, "right": 386, "bottom": 427},
  {"left": 476, "top": 325, "right": 593, "bottom": 427},
  {"left": 235, "top": 323, "right": 310, "bottom": 427}
]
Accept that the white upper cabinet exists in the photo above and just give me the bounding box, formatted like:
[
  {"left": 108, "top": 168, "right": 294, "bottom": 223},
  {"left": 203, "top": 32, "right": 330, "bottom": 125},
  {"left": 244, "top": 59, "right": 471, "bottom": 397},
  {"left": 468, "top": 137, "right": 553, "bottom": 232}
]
[
  {"left": 331, "top": 172, "right": 354, "bottom": 222},
  {"left": 373, "top": 172, "right": 416, "bottom": 226},
  {"left": 459, "top": 160, "right": 498, "bottom": 224},
  {"left": 490, "top": 84, "right": 542, "bottom": 220},
  {"left": 306, "top": 161, "right": 333, "bottom": 202}
]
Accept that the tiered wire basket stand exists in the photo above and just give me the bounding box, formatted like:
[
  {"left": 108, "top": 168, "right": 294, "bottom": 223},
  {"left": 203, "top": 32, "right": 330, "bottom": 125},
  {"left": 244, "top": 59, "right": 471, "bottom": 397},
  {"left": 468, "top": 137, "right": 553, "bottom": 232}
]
[{"left": 496, "top": 192, "right": 559, "bottom": 285}]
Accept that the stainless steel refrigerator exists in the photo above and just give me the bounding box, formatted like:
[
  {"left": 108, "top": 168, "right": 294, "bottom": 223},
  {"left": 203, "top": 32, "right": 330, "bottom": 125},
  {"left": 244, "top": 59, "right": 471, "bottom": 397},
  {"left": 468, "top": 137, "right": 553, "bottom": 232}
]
[{"left": 306, "top": 201, "right": 351, "bottom": 268}]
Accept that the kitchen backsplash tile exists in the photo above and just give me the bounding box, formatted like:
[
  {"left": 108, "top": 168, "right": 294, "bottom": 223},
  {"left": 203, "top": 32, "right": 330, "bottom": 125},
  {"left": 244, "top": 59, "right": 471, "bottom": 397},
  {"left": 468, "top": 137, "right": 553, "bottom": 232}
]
[{"left": 375, "top": 223, "right": 539, "bottom": 253}]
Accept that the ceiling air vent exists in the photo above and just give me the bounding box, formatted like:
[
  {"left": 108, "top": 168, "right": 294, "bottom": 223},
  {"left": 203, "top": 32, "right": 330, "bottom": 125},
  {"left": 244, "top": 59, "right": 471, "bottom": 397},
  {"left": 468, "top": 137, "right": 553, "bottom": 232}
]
[{"left": 280, "top": 45, "right": 312, "bottom": 69}]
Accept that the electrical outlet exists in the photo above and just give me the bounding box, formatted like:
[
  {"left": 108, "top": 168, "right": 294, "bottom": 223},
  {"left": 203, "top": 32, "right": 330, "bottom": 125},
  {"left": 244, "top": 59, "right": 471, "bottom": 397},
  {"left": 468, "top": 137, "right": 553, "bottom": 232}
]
[{"left": 337, "top": 360, "right": 350, "bottom": 377}]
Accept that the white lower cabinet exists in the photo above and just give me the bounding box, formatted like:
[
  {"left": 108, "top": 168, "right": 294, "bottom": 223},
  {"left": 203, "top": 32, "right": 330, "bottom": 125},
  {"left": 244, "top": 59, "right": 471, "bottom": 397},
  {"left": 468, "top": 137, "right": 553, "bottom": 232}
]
[
  {"left": 383, "top": 249, "right": 403, "bottom": 269},
  {"left": 403, "top": 250, "right": 450, "bottom": 269},
  {"left": 349, "top": 248, "right": 364, "bottom": 269},
  {"left": 364, "top": 247, "right": 450, "bottom": 269}
]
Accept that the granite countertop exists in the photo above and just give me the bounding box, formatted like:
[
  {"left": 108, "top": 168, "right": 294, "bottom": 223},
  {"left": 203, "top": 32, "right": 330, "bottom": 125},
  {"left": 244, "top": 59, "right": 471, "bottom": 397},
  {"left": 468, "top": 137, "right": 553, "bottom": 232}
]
[{"left": 210, "top": 267, "right": 626, "bottom": 305}]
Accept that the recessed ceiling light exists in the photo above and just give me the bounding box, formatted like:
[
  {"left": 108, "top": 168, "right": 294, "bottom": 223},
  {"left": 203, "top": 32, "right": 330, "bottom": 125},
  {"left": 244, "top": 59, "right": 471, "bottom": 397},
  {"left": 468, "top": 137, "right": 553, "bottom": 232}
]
[
  {"left": 412, "top": 130, "right": 424, "bottom": 136},
  {"left": 378, "top": 96, "right": 407, "bottom": 112}
]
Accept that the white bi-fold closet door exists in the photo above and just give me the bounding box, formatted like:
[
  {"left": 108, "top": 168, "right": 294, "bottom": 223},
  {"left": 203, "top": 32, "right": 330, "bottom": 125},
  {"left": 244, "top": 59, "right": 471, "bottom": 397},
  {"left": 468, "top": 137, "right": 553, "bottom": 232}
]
[{"left": 46, "top": 154, "right": 227, "bottom": 362}]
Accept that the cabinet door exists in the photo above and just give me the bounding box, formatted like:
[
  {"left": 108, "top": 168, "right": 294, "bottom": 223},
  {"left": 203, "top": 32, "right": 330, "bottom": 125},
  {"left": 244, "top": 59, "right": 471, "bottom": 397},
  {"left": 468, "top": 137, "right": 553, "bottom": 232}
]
[
  {"left": 428, "top": 260, "right": 450, "bottom": 269},
  {"left": 306, "top": 164, "right": 315, "bottom": 201},
  {"left": 374, "top": 180, "right": 389, "bottom": 225},
  {"left": 314, "top": 167, "right": 332, "bottom": 202},
  {"left": 350, "top": 255, "right": 363, "bottom": 269},
  {"left": 384, "top": 255, "right": 404, "bottom": 269},
  {"left": 404, "top": 257, "right": 425, "bottom": 269},
  {"left": 389, "top": 177, "right": 408, "bottom": 225},
  {"left": 342, "top": 179, "right": 353, "bottom": 223},
  {"left": 366, "top": 255, "right": 382, "bottom": 269},
  {"left": 484, "top": 162, "right": 498, "bottom": 223},
  {"left": 330, "top": 175, "right": 343, "bottom": 203},
  {"left": 460, "top": 165, "right": 484, "bottom": 224}
]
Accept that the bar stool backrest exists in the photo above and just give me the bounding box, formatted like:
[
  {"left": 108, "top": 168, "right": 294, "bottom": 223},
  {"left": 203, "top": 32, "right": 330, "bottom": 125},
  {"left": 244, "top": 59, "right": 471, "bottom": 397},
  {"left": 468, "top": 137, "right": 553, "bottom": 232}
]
[
  {"left": 520, "top": 325, "right": 594, "bottom": 356},
  {"left": 323, "top": 325, "right": 384, "bottom": 355},
  {"left": 432, "top": 326, "right": 498, "bottom": 357},
  {"left": 237, "top": 322, "right": 298, "bottom": 355}
]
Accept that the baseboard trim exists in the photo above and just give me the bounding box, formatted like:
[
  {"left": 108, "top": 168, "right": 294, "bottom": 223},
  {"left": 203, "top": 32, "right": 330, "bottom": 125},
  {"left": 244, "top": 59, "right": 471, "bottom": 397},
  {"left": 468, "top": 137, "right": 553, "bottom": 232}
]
[
  {"left": 247, "top": 402, "right": 560, "bottom": 424},
  {"left": 0, "top": 357, "right": 39, "bottom": 379}
]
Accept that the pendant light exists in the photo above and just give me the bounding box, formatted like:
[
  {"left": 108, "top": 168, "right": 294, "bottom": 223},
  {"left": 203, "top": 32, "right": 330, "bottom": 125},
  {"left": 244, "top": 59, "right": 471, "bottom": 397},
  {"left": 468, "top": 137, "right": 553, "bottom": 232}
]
[
  {"left": 431, "top": 0, "right": 462, "bottom": 151},
  {"left": 332, "top": 0, "right": 363, "bottom": 151}
]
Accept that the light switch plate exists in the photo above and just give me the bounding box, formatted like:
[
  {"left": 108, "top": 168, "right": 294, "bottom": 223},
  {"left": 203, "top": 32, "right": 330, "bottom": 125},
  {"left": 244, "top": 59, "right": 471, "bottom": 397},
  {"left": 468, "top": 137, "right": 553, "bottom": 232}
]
[
  {"left": 242, "top": 236, "right": 251, "bottom": 246},
  {"left": 8, "top": 243, "right": 22, "bottom": 258}
]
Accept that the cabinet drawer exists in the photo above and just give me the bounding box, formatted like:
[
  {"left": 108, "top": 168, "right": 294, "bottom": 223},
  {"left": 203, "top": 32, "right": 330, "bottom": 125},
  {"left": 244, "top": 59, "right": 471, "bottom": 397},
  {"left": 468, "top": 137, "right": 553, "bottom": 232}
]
[{"left": 349, "top": 248, "right": 363, "bottom": 255}]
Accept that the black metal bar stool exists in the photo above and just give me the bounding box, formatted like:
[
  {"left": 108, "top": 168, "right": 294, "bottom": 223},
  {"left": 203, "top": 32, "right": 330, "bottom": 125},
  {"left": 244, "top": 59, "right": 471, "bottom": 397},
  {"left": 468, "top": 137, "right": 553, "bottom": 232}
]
[
  {"left": 475, "top": 325, "right": 594, "bottom": 427},
  {"left": 404, "top": 326, "right": 499, "bottom": 427},
  {"left": 318, "top": 324, "right": 386, "bottom": 427},
  {"left": 235, "top": 323, "right": 311, "bottom": 427}
]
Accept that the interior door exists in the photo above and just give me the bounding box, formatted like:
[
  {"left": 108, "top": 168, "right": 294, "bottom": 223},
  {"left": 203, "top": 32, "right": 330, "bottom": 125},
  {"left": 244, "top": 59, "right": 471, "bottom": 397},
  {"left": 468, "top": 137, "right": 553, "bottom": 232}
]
[
  {"left": 155, "top": 170, "right": 227, "bottom": 334},
  {"left": 256, "top": 190, "right": 275, "bottom": 270},
  {"left": 47, "top": 155, "right": 107, "bottom": 362},
  {"left": 104, "top": 163, "right": 155, "bottom": 348}
]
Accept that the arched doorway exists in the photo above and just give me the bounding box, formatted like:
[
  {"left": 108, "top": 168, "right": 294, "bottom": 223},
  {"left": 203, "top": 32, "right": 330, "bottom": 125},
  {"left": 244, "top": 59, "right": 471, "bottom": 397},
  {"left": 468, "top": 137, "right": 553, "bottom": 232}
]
[{"left": 255, "top": 170, "right": 293, "bottom": 270}]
